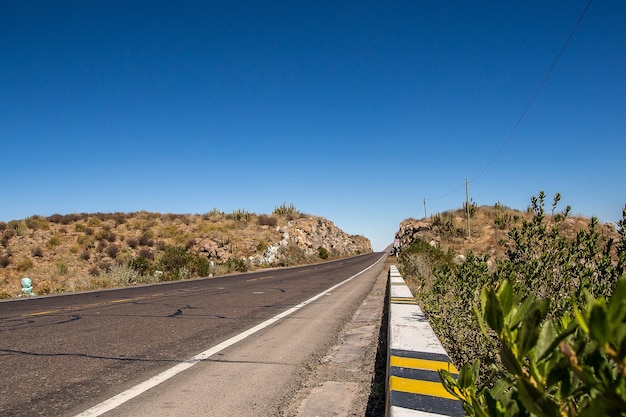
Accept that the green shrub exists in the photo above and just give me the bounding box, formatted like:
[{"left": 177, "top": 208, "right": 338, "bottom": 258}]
[
  {"left": 318, "top": 246, "right": 329, "bottom": 260},
  {"left": 441, "top": 277, "right": 626, "bottom": 416},
  {"left": 226, "top": 257, "right": 248, "bottom": 273},
  {"left": 129, "top": 257, "right": 151, "bottom": 275},
  {"left": 399, "top": 192, "right": 626, "bottom": 408}
]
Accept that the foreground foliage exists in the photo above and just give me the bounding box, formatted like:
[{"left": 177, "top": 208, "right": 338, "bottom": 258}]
[{"left": 399, "top": 192, "right": 626, "bottom": 416}]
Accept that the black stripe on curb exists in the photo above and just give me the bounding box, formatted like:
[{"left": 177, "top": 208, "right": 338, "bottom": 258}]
[
  {"left": 391, "top": 366, "right": 443, "bottom": 383},
  {"left": 389, "top": 390, "right": 465, "bottom": 417},
  {"left": 390, "top": 349, "right": 452, "bottom": 364}
]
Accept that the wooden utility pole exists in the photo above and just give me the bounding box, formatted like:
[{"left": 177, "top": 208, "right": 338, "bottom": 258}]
[
  {"left": 423, "top": 197, "right": 427, "bottom": 219},
  {"left": 466, "top": 178, "right": 471, "bottom": 237}
]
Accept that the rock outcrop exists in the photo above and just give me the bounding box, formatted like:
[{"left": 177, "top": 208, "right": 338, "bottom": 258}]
[{"left": 249, "top": 216, "right": 372, "bottom": 265}]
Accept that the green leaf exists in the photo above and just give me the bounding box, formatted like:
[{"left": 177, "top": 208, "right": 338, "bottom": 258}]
[
  {"left": 574, "top": 303, "right": 590, "bottom": 334},
  {"left": 608, "top": 275, "right": 626, "bottom": 323},
  {"left": 518, "top": 299, "right": 550, "bottom": 357},
  {"left": 485, "top": 288, "right": 505, "bottom": 335},
  {"left": 535, "top": 319, "right": 558, "bottom": 361},
  {"left": 536, "top": 320, "right": 578, "bottom": 362},
  {"left": 589, "top": 303, "right": 611, "bottom": 345},
  {"left": 458, "top": 361, "right": 477, "bottom": 390},
  {"left": 500, "top": 343, "right": 523, "bottom": 377},
  {"left": 498, "top": 280, "right": 514, "bottom": 316},
  {"left": 509, "top": 296, "right": 535, "bottom": 329}
]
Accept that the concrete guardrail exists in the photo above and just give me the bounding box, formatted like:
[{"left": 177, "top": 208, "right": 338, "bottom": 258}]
[{"left": 386, "top": 265, "right": 465, "bottom": 417}]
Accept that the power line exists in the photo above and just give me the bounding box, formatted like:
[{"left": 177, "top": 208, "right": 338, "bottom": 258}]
[
  {"left": 424, "top": 0, "right": 593, "bottom": 205},
  {"left": 470, "top": 0, "right": 593, "bottom": 183}
]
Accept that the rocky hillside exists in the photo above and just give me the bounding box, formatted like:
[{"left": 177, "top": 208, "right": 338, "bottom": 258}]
[
  {"left": 395, "top": 201, "right": 619, "bottom": 265},
  {"left": 0, "top": 208, "right": 372, "bottom": 298}
]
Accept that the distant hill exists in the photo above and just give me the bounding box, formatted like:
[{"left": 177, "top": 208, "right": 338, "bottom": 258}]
[
  {"left": 395, "top": 202, "right": 619, "bottom": 264},
  {"left": 0, "top": 207, "right": 371, "bottom": 298}
]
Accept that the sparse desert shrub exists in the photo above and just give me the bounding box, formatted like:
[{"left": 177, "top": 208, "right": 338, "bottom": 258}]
[
  {"left": 77, "top": 234, "right": 95, "bottom": 249},
  {"left": 138, "top": 235, "right": 154, "bottom": 246},
  {"left": 25, "top": 216, "right": 49, "bottom": 231},
  {"left": 257, "top": 240, "right": 269, "bottom": 252},
  {"left": 32, "top": 247, "right": 44, "bottom": 257},
  {"left": 157, "top": 224, "right": 178, "bottom": 238},
  {"left": 16, "top": 257, "right": 34, "bottom": 272},
  {"left": 138, "top": 248, "right": 154, "bottom": 260},
  {"left": 56, "top": 259, "right": 68, "bottom": 275},
  {"left": 97, "top": 260, "right": 112, "bottom": 273},
  {"left": 127, "top": 238, "right": 138, "bottom": 249},
  {"left": 74, "top": 223, "right": 86, "bottom": 232},
  {"left": 318, "top": 246, "right": 329, "bottom": 260},
  {"left": 0, "top": 222, "right": 6, "bottom": 232},
  {"left": 80, "top": 251, "right": 90, "bottom": 261},
  {"left": 0, "top": 256, "right": 10, "bottom": 268},
  {"left": 105, "top": 244, "right": 119, "bottom": 259},
  {"left": 257, "top": 214, "right": 278, "bottom": 227},
  {"left": 15, "top": 220, "right": 28, "bottom": 236},
  {"left": 95, "top": 229, "right": 114, "bottom": 242},
  {"left": 96, "top": 241, "right": 107, "bottom": 253},
  {"left": 226, "top": 257, "right": 248, "bottom": 273},
  {"left": 1, "top": 230, "right": 15, "bottom": 246},
  {"left": 46, "top": 236, "right": 61, "bottom": 249},
  {"left": 87, "top": 217, "right": 102, "bottom": 227}
]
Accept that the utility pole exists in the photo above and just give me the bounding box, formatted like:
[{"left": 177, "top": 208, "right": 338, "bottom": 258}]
[
  {"left": 423, "top": 197, "right": 427, "bottom": 219},
  {"left": 465, "top": 178, "right": 471, "bottom": 237}
]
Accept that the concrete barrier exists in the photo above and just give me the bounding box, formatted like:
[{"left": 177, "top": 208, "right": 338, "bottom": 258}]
[{"left": 386, "top": 265, "right": 464, "bottom": 417}]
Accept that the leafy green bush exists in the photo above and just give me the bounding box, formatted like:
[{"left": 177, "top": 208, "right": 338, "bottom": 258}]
[
  {"left": 441, "top": 276, "right": 626, "bottom": 416},
  {"left": 156, "top": 245, "right": 213, "bottom": 280},
  {"left": 318, "top": 246, "right": 329, "bottom": 260},
  {"left": 399, "top": 192, "right": 626, "bottom": 415}
]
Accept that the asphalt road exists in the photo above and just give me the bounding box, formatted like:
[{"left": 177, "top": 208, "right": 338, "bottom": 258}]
[{"left": 0, "top": 252, "right": 385, "bottom": 416}]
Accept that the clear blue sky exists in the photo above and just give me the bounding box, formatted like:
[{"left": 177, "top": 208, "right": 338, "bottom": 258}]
[{"left": 2, "top": 1, "right": 624, "bottom": 251}]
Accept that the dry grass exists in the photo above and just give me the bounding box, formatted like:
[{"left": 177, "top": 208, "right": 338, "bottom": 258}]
[{"left": 1, "top": 210, "right": 370, "bottom": 298}]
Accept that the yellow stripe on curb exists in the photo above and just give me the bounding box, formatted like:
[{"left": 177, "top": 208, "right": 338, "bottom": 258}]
[
  {"left": 390, "top": 297, "right": 418, "bottom": 305},
  {"left": 389, "top": 375, "right": 458, "bottom": 400},
  {"left": 390, "top": 355, "right": 459, "bottom": 374}
]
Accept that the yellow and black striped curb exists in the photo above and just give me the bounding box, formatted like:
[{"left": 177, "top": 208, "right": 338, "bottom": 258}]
[
  {"left": 388, "top": 349, "right": 464, "bottom": 416},
  {"left": 386, "top": 265, "right": 464, "bottom": 417}
]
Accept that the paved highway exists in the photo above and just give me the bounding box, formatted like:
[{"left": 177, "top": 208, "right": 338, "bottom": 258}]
[{"left": 0, "top": 252, "right": 385, "bottom": 416}]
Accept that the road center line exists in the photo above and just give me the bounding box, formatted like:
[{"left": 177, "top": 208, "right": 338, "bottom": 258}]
[{"left": 74, "top": 256, "right": 384, "bottom": 417}]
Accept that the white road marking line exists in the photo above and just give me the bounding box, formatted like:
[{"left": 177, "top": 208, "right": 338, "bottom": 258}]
[{"left": 74, "top": 256, "right": 384, "bottom": 417}]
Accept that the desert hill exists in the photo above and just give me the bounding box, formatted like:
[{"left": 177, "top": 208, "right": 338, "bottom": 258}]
[
  {"left": 0, "top": 205, "right": 371, "bottom": 298},
  {"left": 395, "top": 200, "right": 619, "bottom": 265}
]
